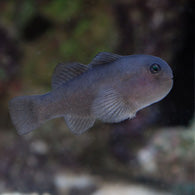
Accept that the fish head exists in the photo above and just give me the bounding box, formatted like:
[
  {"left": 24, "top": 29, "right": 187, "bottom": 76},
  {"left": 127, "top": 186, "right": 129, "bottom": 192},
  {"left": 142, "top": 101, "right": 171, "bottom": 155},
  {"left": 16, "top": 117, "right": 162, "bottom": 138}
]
[{"left": 123, "top": 55, "right": 173, "bottom": 110}]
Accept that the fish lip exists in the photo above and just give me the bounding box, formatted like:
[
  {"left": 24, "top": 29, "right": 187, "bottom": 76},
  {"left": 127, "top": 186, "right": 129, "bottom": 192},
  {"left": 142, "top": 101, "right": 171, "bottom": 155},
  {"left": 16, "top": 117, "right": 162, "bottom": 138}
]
[{"left": 170, "top": 75, "right": 174, "bottom": 80}]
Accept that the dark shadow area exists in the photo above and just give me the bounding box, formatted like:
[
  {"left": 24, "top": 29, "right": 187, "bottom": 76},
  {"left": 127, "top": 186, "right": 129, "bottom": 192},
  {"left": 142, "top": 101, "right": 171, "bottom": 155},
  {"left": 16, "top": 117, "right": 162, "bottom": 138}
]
[
  {"left": 162, "top": 1, "right": 194, "bottom": 126},
  {"left": 22, "top": 14, "right": 53, "bottom": 41}
]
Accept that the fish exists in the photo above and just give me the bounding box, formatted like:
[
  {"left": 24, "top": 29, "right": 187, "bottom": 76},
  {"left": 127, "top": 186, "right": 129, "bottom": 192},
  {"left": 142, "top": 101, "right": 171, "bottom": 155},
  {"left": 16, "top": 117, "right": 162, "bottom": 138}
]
[{"left": 8, "top": 52, "right": 173, "bottom": 135}]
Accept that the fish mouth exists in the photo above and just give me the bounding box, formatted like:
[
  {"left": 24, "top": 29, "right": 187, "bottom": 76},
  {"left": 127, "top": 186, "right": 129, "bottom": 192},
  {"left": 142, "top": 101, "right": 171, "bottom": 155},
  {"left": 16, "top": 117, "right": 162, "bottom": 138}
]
[
  {"left": 165, "top": 77, "right": 173, "bottom": 82},
  {"left": 161, "top": 78, "right": 173, "bottom": 89},
  {"left": 168, "top": 76, "right": 174, "bottom": 80}
]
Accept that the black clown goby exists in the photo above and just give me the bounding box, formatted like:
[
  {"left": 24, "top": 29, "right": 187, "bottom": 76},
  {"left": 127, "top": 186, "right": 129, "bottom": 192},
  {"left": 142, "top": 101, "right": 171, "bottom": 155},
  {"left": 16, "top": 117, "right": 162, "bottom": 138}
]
[{"left": 9, "top": 52, "right": 173, "bottom": 135}]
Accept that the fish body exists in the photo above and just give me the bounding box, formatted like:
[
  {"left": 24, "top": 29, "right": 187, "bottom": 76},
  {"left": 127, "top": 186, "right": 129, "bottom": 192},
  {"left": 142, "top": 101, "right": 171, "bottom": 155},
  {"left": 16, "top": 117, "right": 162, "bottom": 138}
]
[{"left": 9, "top": 52, "right": 173, "bottom": 135}]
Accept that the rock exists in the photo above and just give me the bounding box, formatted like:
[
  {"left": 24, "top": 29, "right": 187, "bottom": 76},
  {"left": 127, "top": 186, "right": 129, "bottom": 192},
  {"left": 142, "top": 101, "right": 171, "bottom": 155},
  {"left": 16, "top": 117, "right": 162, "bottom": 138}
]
[
  {"left": 54, "top": 173, "right": 98, "bottom": 195},
  {"left": 1, "top": 193, "right": 39, "bottom": 195},
  {"left": 137, "top": 147, "right": 157, "bottom": 174},
  {"left": 30, "top": 140, "right": 48, "bottom": 155},
  {"left": 136, "top": 118, "right": 195, "bottom": 184},
  {"left": 93, "top": 183, "right": 171, "bottom": 195}
]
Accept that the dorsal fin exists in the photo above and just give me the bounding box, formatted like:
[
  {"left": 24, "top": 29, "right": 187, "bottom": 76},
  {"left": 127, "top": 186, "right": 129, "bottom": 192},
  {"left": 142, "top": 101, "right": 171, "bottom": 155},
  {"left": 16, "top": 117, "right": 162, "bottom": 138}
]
[
  {"left": 51, "top": 62, "right": 88, "bottom": 90},
  {"left": 89, "top": 52, "right": 122, "bottom": 67}
]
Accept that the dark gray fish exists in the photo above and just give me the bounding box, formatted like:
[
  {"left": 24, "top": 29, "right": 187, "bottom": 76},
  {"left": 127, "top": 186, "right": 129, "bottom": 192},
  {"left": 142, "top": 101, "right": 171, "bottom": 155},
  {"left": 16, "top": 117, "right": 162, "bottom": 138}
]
[{"left": 9, "top": 52, "right": 173, "bottom": 135}]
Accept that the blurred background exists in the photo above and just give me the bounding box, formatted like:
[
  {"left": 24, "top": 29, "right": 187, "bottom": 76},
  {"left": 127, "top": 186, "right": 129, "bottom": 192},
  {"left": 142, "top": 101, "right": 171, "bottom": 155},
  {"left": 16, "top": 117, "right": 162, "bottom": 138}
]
[{"left": 0, "top": 0, "right": 194, "bottom": 194}]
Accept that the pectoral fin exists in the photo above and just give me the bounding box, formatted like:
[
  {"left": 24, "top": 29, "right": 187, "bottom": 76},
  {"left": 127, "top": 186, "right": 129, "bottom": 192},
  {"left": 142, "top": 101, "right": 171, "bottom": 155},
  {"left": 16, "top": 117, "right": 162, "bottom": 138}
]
[
  {"left": 92, "top": 88, "right": 132, "bottom": 123},
  {"left": 64, "top": 115, "right": 95, "bottom": 134}
]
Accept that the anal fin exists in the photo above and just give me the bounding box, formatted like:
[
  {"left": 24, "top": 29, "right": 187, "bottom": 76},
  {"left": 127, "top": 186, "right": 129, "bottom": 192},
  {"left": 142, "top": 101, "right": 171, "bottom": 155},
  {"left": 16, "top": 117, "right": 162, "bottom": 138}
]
[{"left": 64, "top": 115, "right": 95, "bottom": 134}]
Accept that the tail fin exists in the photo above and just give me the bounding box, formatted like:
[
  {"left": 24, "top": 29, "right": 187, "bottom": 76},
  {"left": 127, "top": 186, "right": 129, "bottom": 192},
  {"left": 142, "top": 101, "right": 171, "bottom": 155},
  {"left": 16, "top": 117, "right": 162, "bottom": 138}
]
[{"left": 8, "top": 95, "right": 41, "bottom": 135}]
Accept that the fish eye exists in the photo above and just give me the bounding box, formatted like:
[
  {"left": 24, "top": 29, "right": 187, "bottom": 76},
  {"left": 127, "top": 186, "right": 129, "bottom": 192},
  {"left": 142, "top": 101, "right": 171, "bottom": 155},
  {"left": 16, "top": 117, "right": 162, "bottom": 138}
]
[{"left": 150, "top": 63, "right": 161, "bottom": 74}]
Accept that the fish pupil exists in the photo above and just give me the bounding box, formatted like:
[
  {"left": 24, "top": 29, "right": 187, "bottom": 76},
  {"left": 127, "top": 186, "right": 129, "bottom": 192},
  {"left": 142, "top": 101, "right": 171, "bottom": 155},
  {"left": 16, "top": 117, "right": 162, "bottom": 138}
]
[{"left": 150, "top": 63, "right": 161, "bottom": 74}]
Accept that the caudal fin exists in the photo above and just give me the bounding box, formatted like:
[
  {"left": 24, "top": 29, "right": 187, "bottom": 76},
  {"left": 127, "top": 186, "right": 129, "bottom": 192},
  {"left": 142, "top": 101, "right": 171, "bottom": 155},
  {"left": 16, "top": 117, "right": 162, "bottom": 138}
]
[{"left": 8, "top": 95, "right": 41, "bottom": 135}]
